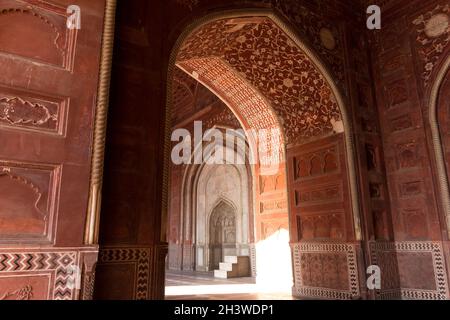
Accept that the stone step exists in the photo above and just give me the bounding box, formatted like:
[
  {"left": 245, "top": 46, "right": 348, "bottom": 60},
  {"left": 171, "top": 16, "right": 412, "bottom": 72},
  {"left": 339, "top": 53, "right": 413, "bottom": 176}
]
[
  {"left": 219, "top": 262, "right": 234, "bottom": 271},
  {"left": 214, "top": 256, "right": 251, "bottom": 279},
  {"left": 214, "top": 269, "right": 230, "bottom": 279}
]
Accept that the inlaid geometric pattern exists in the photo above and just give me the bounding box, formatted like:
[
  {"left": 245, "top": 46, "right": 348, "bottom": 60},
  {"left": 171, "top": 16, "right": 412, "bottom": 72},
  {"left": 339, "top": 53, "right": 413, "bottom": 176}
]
[
  {"left": 370, "top": 241, "right": 449, "bottom": 300},
  {"left": 98, "top": 248, "right": 151, "bottom": 300},
  {"left": 292, "top": 242, "right": 360, "bottom": 300},
  {"left": 0, "top": 250, "right": 78, "bottom": 300}
]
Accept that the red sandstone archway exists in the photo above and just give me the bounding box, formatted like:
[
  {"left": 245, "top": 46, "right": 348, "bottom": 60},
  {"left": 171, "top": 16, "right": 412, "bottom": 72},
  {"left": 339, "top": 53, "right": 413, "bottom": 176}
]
[
  {"left": 430, "top": 56, "right": 450, "bottom": 238},
  {"left": 165, "top": 10, "right": 362, "bottom": 299}
]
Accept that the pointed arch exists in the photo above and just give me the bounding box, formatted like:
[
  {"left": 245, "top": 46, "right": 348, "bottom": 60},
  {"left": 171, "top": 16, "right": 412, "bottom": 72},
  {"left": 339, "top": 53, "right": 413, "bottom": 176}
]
[
  {"left": 429, "top": 55, "right": 450, "bottom": 237},
  {"left": 164, "top": 9, "right": 362, "bottom": 243}
]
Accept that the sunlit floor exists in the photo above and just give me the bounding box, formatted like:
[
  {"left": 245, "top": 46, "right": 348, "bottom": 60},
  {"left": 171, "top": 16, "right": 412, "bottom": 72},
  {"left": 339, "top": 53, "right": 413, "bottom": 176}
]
[{"left": 165, "top": 270, "right": 294, "bottom": 300}]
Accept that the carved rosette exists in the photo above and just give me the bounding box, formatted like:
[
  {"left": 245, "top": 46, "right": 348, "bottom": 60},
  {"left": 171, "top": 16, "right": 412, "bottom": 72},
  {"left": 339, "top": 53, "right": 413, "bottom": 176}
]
[{"left": 413, "top": 5, "right": 450, "bottom": 85}]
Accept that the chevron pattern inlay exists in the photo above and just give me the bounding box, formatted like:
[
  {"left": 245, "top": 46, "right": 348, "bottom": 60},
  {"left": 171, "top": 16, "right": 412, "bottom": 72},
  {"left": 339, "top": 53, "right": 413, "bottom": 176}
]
[{"left": 0, "top": 250, "right": 78, "bottom": 300}]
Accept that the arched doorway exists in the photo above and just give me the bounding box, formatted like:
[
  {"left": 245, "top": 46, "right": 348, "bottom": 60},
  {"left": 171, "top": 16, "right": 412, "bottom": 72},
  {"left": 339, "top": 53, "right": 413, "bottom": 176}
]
[
  {"left": 186, "top": 131, "right": 253, "bottom": 272},
  {"left": 164, "top": 9, "right": 361, "bottom": 300},
  {"left": 209, "top": 199, "right": 237, "bottom": 270}
]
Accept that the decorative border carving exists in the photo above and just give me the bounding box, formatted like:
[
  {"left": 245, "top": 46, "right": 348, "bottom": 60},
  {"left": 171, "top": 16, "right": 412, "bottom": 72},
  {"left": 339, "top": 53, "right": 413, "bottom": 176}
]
[
  {"left": 79, "top": 250, "right": 98, "bottom": 300},
  {"left": 370, "top": 241, "right": 449, "bottom": 300},
  {"left": 151, "top": 243, "right": 168, "bottom": 299},
  {"left": 0, "top": 249, "right": 80, "bottom": 300},
  {"left": 249, "top": 243, "right": 257, "bottom": 278},
  {"left": 292, "top": 242, "right": 360, "bottom": 300},
  {"left": 98, "top": 247, "right": 151, "bottom": 300},
  {"left": 80, "top": 271, "right": 95, "bottom": 300}
]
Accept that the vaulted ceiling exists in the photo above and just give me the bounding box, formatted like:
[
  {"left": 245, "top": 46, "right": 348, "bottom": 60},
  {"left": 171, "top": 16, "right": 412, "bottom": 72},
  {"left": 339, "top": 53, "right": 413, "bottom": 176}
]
[
  {"left": 176, "top": 16, "right": 343, "bottom": 145},
  {"left": 172, "top": 66, "right": 240, "bottom": 129}
]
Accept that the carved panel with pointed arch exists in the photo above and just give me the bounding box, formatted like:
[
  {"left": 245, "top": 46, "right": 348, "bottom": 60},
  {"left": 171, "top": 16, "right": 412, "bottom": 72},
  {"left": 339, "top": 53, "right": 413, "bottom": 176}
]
[
  {"left": 0, "top": 161, "right": 61, "bottom": 242},
  {"left": 0, "top": 1, "right": 77, "bottom": 70}
]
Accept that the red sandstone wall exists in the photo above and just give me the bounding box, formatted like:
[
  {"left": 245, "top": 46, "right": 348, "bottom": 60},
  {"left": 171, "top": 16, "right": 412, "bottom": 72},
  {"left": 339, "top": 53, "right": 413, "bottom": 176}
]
[
  {"left": 287, "top": 134, "right": 353, "bottom": 243},
  {"left": 93, "top": 0, "right": 167, "bottom": 300},
  {"left": 287, "top": 134, "right": 363, "bottom": 299},
  {"left": 254, "top": 164, "right": 288, "bottom": 242},
  {"left": 368, "top": 0, "right": 450, "bottom": 299},
  {"left": 0, "top": 0, "right": 106, "bottom": 300}
]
